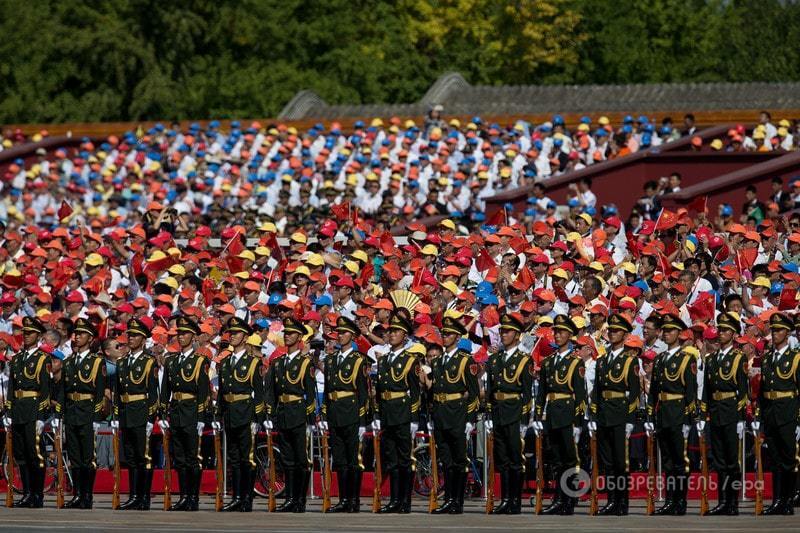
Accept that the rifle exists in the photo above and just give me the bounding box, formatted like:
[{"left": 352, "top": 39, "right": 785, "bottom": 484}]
[
  {"left": 754, "top": 430, "right": 763, "bottom": 515},
  {"left": 267, "top": 430, "right": 276, "bottom": 512},
  {"left": 589, "top": 430, "right": 598, "bottom": 515},
  {"left": 163, "top": 428, "right": 172, "bottom": 510},
  {"left": 5, "top": 425, "right": 13, "bottom": 508},
  {"left": 55, "top": 423, "right": 65, "bottom": 508},
  {"left": 699, "top": 430, "right": 709, "bottom": 515},
  {"left": 485, "top": 428, "right": 494, "bottom": 514},
  {"left": 646, "top": 431, "right": 656, "bottom": 515},
  {"left": 372, "top": 430, "right": 382, "bottom": 513},
  {"left": 321, "top": 430, "right": 331, "bottom": 513},
  {"left": 535, "top": 432, "right": 544, "bottom": 514},
  {"left": 214, "top": 425, "right": 223, "bottom": 512},
  {"left": 428, "top": 429, "right": 438, "bottom": 513},
  {"left": 111, "top": 421, "right": 121, "bottom": 509}
]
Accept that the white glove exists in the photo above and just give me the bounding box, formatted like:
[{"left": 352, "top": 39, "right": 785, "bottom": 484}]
[
  {"left": 465, "top": 422, "right": 474, "bottom": 438},
  {"left": 735, "top": 421, "right": 745, "bottom": 438},
  {"left": 587, "top": 421, "right": 597, "bottom": 434},
  {"left": 110, "top": 420, "right": 119, "bottom": 430},
  {"left": 372, "top": 419, "right": 381, "bottom": 432},
  {"left": 696, "top": 420, "right": 706, "bottom": 433},
  {"left": 92, "top": 422, "right": 101, "bottom": 433},
  {"left": 427, "top": 420, "right": 434, "bottom": 432},
  {"left": 316, "top": 420, "right": 328, "bottom": 433},
  {"left": 532, "top": 421, "right": 544, "bottom": 436},
  {"left": 410, "top": 422, "right": 419, "bottom": 437},
  {"left": 146, "top": 422, "right": 153, "bottom": 437},
  {"left": 263, "top": 420, "right": 273, "bottom": 431},
  {"left": 35, "top": 420, "right": 44, "bottom": 435},
  {"left": 644, "top": 422, "right": 655, "bottom": 436},
  {"left": 250, "top": 422, "right": 259, "bottom": 435},
  {"left": 196, "top": 422, "right": 205, "bottom": 436},
  {"left": 796, "top": 425, "right": 800, "bottom": 441},
  {"left": 681, "top": 424, "right": 690, "bottom": 439},
  {"left": 211, "top": 421, "right": 221, "bottom": 432},
  {"left": 52, "top": 418, "right": 62, "bottom": 431},
  {"left": 625, "top": 423, "right": 634, "bottom": 439},
  {"left": 750, "top": 421, "right": 760, "bottom": 435},
  {"left": 305, "top": 424, "right": 313, "bottom": 438},
  {"left": 158, "top": 419, "right": 170, "bottom": 431},
  {"left": 520, "top": 423, "right": 528, "bottom": 437},
  {"left": 2, "top": 417, "right": 11, "bottom": 429},
  {"left": 358, "top": 426, "right": 366, "bottom": 440},
  {"left": 573, "top": 426, "right": 581, "bottom": 443},
  {"left": 485, "top": 419, "right": 493, "bottom": 432}
]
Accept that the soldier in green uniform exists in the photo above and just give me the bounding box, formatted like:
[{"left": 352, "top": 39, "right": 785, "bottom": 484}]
[
  {"left": 752, "top": 312, "right": 800, "bottom": 515},
  {"left": 2, "top": 317, "right": 51, "bottom": 508},
  {"left": 160, "top": 315, "right": 210, "bottom": 512},
  {"left": 213, "top": 317, "right": 265, "bottom": 512},
  {"left": 533, "top": 314, "right": 586, "bottom": 516},
  {"left": 321, "top": 316, "right": 369, "bottom": 513},
  {"left": 428, "top": 316, "right": 479, "bottom": 515},
  {"left": 264, "top": 317, "right": 317, "bottom": 513},
  {"left": 55, "top": 317, "right": 106, "bottom": 510},
  {"left": 486, "top": 313, "right": 533, "bottom": 515},
  {"left": 113, "top": 318, "right": 160, "bottom": 510},
  {"left": 697, "top": 311, "right": 748, "bottom": 515},
  {"left": 373, "top": 312, "right": 421, "bottom": 514},
  {"left": 588, "top": 313, "right": 640, "bottom": 516},
  {"left": 645, "top": 313, "right": 697, "bottom": 516}
]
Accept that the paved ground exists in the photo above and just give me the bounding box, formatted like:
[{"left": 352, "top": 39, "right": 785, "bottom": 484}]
[{"left": 0, "top": 497, "right": 796, "bottom": 532}]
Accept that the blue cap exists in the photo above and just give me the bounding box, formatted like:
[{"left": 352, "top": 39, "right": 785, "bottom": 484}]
[
  {"left": 584, "top": 206, "right": 597, "bottom": 216},
  {"left": 476, "top": 281, "right": 494, "bottom": 295},
  {"left": 567, "top": 198, "right": 579, "bottom": 207},
  {"left": 267, "top": 293, "right": 283, "bottom": 306},
  {"left": 255, "top": 318, "right": 269, "bottom": 328},
  {"left": 720, "top": 204, "right": 733, "bottom": 217},
  {"left": 552, "top": 114, "right": 565, "bottom": 125},
  {"left": 473, "top": 212, "right": 485, "bottom": 222},
  {"left": 553, "top": 138, "right": 563, "bottom": 147},
  {"left": 478, "top": 293, "right": 499, "bottom": 306},
  {"left": 580, "top": 116, "right": 591, "bottom": 124},
  {"left": 623, "top": 115, "right": 633, "bottom": 123},
  {"left": 457, "top": 338, "right": 472, "bottom": 352},
  {"left": 633, "top": 280, "right": 650, "bottom": 293},
  {"left": 771, "top": 282, "right": 784, "bottom": 295},
  {"left": 547, "top": 200, "right": 557, "bottom": 209},
  {"left": 781, "top": 262, "right": 799, "bottom": 273},
  {"left": 638, "top": 115, "right": 649, "bottom": 124},
  {"left": 525, "top": 208, "right": 536, "bottom": 217},
  {"left": 595, "top": 129, "right": 608, "bottom": 137},
  {"left": 315, "top": 295, "right": 333, "bottom": 307}
]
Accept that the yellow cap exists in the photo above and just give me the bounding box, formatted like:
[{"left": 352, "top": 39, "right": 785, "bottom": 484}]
[
  {"left": 168, "top": 264, "right": 186, "bottom": 276},
  {"left": 440, "top": 281, "right": 460, "bottom": 295},
  {"left": 85, "top": 253, "right": 104, "bottom": 266},
  {"left": 237, "top": 250, "right": 256, "bottom": 261},
  {"left": 421, "top": 244, "right": 438, "bottom": 256},
  {"left": 290, "top": 232, "right": 307, "bottom": 244},
  {"left": 258, "top": 222, "right": 277, "bottom": 233}
]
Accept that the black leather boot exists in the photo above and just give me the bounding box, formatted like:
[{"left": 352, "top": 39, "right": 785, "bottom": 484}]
[
  {"left": 328, "top": 469, "right": 350, "bottom": 513},
  {"left": 169, "top": 469, "right": 188, "bottom": 511},
  {"left": 431, "top": 467, "right": 453, "bottom": 514},
  {"left": 378, "top": 469, "right": 401, "bottom": 513},
  {"left": 726, "top": 478, "right": 739, "bottom": 516},
  {"left": 397, "top": 467, "right": 414, "bottom": 513},
  {"left": 491, "top": 470, "right": 511, "bottom": 514},
  {"left": 140, "top": 468, "right": 153, "bottom": 510},
  {"left": 221, "top": 466, "right": 242, "bottom": 511},
  {"left": 29, "top": 466, "right": 45, "bottom": 508},
  {"left": 239, "top": 466, "right": 254, "bottom": 512},
  {"left": 763, "top": 470, "right": 783, "bottom": 515},
  {"left": 63, "top": 467, "right": 82, "bottom": 508},
  {"left": 672, "top": 475, "right": 687, "bottom": 516},
  {"left": 781, "top": 470, "right": 795, "bottom": 515},
  {"left": 14, "top": 464, "right": 31, "bottom": 508},
  {"left": 707, "top": 473, "right": 728, "bottom": 515},
  {"left": 654, "top": 475, "right": 675, "bottom": 515},
  {"left": 293, "top": 469, "right": 310, "bottom": 513},
  {"left": 119, "top": 468, "right": 142, "bottom": 510},
  {"left": 597, "top": 476, "right": 617, "bottom": 515},
  {"left": 349, "top": 468, "right": 362, "bottom": 513},
  {"left": 80, "top": 468, "right": 95, "bottom": 509},
  {"left": 185, "top": 468, "right": 200, "bottom": 511},
  {"left": 559, "top": 473, "right": 576, "bottom": 515},
  {"left": 275, "top": 468, "right": 297, "bottom": 512},
  {"left": 508, "top": 470, "right": 522, "bottom": 515},
  {"left": 616, "top": 475, "right": 629, "bottom": 516},
  {"left": 450, "top": 469, "right": 466, "bottom": 514}
]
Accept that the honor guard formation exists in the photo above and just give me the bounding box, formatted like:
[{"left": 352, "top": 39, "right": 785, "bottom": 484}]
[{"left": 1, "top": 117, "right": 800, "bottom": 520}]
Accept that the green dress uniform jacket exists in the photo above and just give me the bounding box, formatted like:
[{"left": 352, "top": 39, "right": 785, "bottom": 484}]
[
  {"left": 114, "top": 351, "right": 159, "bottom": 428},
  {"left": 216, "top": 351, "right": 265, "bottom": 428},
  {"left": 374, "top": 349, "right": 420, "bottom": 426},
  {"left": 590, "top": 348, "right": 640, "bottom": 427},
  {"left": 55, "top": 352, "right": 106, "bottom": 424},
  {"left": 535, "top": 349, "right": 585, "bottom": 429},
  {"left": 647, "top": 347, "right": 697, "bottom": 428},
  {"left": 429, "top": 348, "right": 480, "bottom": 430},
  {"left": 6, "top": 348, "right": 51, "bottom": 423},
  {"left": 265, "top": 352, "right": 316, "bottom": 429},
  {"left": 322, "top": 348, "right": 369, "bottom": 428},
  {"left": 700, "top": 346, "right": 748, "bottom": 426},
  {"left": 160, "top": 350, "right": 210, "bottom": 428},
  {"left": 487, "top": 347, "right": 533, "bottom": 426}
]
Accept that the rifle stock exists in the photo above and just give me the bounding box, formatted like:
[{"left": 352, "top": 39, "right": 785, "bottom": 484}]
[
  {"left": 589, "top": 431, "right": 598, "bottom": 515},
  {"left": 163, "top": 429, "right": 172, "bottom": 511},
  {"left": 754, "top": 431, "right": 763, "bottom": 515},
  {"left": 646, "top": 433, "right": 655, "bottom": 515},
  {"left": 699, "top": 432, "right": 709, "bottom": 516},
  {"left": 267, "top": 431, "right": 276, "bottom": 512},
  {"left": 214, "top": 430, "right": 223, "bottom": 512},
  {"left": 535, "top": 433, "right": 544, "bottom": 514},
  {"left": 428, "top": 431, "right": 438, "bottom": 513},
  {"left": 5, "top": 427, "right": 13, "bottom": 508},
  {"left": 112, "top": 427, "right": 121, "bottom": 509},
  {"left": 321, "top": 432, "right": 331, "bottom": 512},
  {"left": 485, "top": 430, "right": 494, "bottom": 514},
  {"left": 372, "top": 431, "right": 382, "bottom": 513},
  {"left": 55, "top": 426, "right": 64, "bottom": 508}
]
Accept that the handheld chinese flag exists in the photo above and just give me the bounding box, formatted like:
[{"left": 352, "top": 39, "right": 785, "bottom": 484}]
[
  {"left": 688, "top": 291, "right": 715, "bottom": 322},
  {"left": 57, "top": 200, "right": 73, "bottom": 222},
  {"left": 778, "top": 287, "right": 798, "bottom": 311},
  {"left": 686, "top": 195, "right": 708, "bottom": 215},
  {"left": 737, "top": 248, "right": 758, "bottom": 271},
  {"left": 655, "top": 209, "right": 677, "bottom": 231},
  {"left": 476, "top": 248, "right": 496, "bottom": 272},
  {"left": 486, "top": 208, "right": 506, "bottom": 227},
  {"left": 330, "top": 202, "right": 350, "bottom": 221}
]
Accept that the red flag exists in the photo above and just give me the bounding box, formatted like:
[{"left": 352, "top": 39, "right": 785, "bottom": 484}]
[
  {"left": 262, "top": 232, "right": 284, "bottom": 262},
  {"left": 626, "top": 232, "right": 640, "bottom": 259},
  {"left": 351, "top": 206, "right": 360, "bottom": 227},
  {"left": 778, "top": 287, "right": 798, "bottom": 310},
  {"left": 655, "top": 209, "right": 678, "bottom": 231},
  {"left": 330, "top": 202, "right": 350, "bottom": 221},
  {"left": 357, "top": 262, "right": 374, "bottom": 288},
  {"left": 476, "top": 248, "right": 496, "bottom": 272},
  {"left": 354, "top": 335, "right": 372, "bottom": 354},
  {"left": 517, "top": 266, "right": 535, "bottom": 291},
  {"left": 686, "top": 195, "right": 708, "bottom": 215},
  {"left": 509, "top": 236, "right": 528, "bottom": 255},
  {"left": 486, "top": 208, "right": 506, "bottom": 227},
  {"left": 688, "top": 291, "right": 715, "bottom": 322},
  {"left": 737, "top": 248, "right": 758, "bottom": 271},
  {"left": 57, "top": 200, "right": 73, "bottom": 221},
  {"left": 531, "top": 328, "right": 555, "bottom": 366}
]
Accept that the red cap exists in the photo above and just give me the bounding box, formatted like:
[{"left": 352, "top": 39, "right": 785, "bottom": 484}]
[{"left": 65, "top": 290, "right": 85, "bottom": 303}]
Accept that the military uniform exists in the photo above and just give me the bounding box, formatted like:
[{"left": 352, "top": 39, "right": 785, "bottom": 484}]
[
  {"left": 264, "top": 318, "right": 317, "bottom": 513},
  {"left": 374, "top": 313, "right": 420, "bottom": 514},
  {"left": 55, "top": 318, "right": 106, "bottom": 509},
  {"left": 486, "top": 313, "right": 533, "bottom": 515},
  {"left": 590, "top": 314, "right": 640, "bottom": 516},
  {"left": 535, "top": 314, "right": 586, "bottom": 515},
  {"left": 216, "top": 317, "right": 265, "bottom": 512},
  {"left": 699, "top": 312, "right": 748, "bottom": 515},
  {"left": 429, "top": 316, "right": 479, "bottom": 515},
  {"left": 755, "top": 312, "right": 800, "bottom": 515},
  {"left": 647, "top": 314, "right": 697, "bottom": 516},
  {"left": 4, "top": 317, "right": 51, "bottom": 508},
  {"left": 160, "top": 316, "right": 210, "bottom": 511},
  {"left": 321, "top": 316, "right": 369, "bottom": 513}
]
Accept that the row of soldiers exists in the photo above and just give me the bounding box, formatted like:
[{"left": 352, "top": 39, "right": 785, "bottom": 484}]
[{"left": 3, "top": 308, "right": 799, "bottom": 515}]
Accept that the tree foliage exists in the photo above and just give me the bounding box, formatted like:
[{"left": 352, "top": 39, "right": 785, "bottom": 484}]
[{"left": 0, "top": 0, "right": 798, "bottom": 123}]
